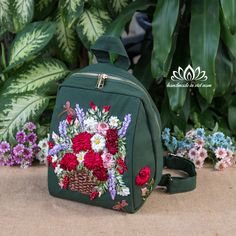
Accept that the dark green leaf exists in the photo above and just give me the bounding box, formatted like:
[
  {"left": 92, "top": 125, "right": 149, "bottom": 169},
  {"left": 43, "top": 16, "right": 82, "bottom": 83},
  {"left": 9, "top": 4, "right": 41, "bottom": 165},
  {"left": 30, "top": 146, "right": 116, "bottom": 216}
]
[
  {"left": 190, "top": 0, "right": 220, "bottom": 103},
  {"left": 228, "top": 106, "right": 236, "bottom": 134},
  {"left": 106, "top": 0, "right": 155, "bottom": 36},
  {"left": 151, "top": 0, "right": 180, "bottom": 79},
  {"left": 220, "top": 0, "right": 236, "bottom": 34}
]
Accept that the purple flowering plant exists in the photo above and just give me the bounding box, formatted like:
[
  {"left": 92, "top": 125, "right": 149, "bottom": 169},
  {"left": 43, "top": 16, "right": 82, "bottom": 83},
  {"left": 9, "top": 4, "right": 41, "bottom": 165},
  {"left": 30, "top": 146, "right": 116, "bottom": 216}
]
[{"left": 0, "top": 122, "right": 47, "bottom": 168}]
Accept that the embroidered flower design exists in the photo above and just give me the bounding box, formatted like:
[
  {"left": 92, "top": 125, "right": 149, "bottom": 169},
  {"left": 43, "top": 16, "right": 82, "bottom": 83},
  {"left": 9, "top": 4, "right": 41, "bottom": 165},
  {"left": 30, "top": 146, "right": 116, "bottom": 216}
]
[
  {"left": 135, "top": 166, "right": 151, "bottom": 186},
  {"left": 49, "top": 102, "right": 131, "bottom": 200}
]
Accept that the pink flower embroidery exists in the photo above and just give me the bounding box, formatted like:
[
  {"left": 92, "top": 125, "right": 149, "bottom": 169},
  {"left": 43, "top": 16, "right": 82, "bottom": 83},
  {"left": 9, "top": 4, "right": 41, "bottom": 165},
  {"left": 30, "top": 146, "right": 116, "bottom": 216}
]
[{"left": 97, "top": 122, "right": 109, "bottom": 135}]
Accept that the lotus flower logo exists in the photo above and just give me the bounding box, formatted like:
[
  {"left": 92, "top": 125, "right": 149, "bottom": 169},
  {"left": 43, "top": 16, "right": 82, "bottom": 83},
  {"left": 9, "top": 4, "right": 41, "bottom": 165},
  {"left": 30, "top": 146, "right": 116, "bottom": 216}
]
[{"left": 171, "top": 65, "right": 207, "bottom": 82}]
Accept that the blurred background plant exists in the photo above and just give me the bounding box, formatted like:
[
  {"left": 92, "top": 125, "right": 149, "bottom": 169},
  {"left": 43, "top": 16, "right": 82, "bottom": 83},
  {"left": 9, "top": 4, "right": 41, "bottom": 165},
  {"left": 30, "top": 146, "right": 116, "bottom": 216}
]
[{"left": 0, "top": 0, "right": 236, "bottom": 142}]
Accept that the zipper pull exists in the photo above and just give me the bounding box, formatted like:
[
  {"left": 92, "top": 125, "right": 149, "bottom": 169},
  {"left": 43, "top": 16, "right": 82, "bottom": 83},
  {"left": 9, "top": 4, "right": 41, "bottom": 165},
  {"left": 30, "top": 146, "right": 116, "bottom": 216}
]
[{"left": 97, "top": 74, "right": 108, "bottom": 89}]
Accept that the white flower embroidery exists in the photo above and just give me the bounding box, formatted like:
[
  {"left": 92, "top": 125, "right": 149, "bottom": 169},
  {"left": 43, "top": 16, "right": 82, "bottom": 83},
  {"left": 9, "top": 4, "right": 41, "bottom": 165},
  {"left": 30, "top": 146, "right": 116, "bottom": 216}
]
[
  {"left": 91, "top": 134, "right": 106, "bottom": 152},
  {"left": 84, "top": 117, "right": 98, "bottom": 133},
  {"left": 117, "top": 186, "right": 130, "bottom": 196},
  {"left": 109, "top": 116, "right": 119, "bottom": 128}
]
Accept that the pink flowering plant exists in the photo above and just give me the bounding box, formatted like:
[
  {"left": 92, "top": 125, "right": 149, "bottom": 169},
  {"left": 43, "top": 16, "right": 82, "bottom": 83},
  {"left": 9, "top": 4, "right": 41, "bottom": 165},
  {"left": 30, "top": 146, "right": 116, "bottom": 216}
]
[
  {"left": 0, "top": 122, "right": 47, "bottom": 168},
  {"left": 162, "top": 127, "right": 236, "bottom": 171}
]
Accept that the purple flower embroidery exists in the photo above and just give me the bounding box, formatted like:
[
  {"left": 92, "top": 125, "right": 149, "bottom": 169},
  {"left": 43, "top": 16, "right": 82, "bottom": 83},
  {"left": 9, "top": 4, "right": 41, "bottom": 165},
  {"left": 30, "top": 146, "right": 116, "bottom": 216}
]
[
  {"left": 75, "top": 104, "right": 85, "bottom": 131},
  {"left": 23, "top": 148, "right": 33, "bottom": 160},
  {"left": 118, "top": 114, "right": 131, "bottom": 138},
  {"left": 48, "top": 144, "right": 63, "bottom": 156},
  {"left": 108, "top": 169, "right": 116, "bottom": 200},
  {"left": 16, "top": 131, "right": 27, "bottom": 143},
  {"left": 59, "top": 120, "right": 67, "bottom": 137},
  {"left": 0, "top": 141, "right": 10, "bottom": 153}
]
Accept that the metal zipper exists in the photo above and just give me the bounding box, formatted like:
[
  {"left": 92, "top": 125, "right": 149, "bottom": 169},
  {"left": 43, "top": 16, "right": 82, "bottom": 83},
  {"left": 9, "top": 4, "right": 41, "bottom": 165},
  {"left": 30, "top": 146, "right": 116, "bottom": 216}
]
[{"left": 73, "top": 72, "right": 161, "bottom": 133}]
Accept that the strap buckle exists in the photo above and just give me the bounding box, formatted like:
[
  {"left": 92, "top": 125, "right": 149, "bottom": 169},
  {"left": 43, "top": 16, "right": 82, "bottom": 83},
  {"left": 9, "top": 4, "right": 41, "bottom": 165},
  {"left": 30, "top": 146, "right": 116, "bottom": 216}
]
[{"left": 156, "top": 174, "right": 172, "bottom": 191}]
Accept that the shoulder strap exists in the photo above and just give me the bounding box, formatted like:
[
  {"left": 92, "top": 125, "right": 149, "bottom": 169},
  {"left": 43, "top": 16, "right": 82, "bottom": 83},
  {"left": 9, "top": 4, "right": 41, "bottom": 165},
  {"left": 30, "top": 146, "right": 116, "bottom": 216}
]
[{"left": 157, "top": 155, "right": 197, "bottom": 194}]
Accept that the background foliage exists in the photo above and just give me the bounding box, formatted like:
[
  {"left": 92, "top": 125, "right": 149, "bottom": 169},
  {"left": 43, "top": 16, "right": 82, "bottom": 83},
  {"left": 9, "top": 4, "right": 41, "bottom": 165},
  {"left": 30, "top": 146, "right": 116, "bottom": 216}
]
[{"left": 0, "top": 0, "right": 236, "bottom": 142}]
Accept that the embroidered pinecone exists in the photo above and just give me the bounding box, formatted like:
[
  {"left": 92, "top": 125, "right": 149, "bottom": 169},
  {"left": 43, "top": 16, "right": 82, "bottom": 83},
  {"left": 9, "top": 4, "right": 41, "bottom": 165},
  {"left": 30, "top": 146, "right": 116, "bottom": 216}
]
[{"left": 68, "top": 170, "right": 97, "bottom": 194}]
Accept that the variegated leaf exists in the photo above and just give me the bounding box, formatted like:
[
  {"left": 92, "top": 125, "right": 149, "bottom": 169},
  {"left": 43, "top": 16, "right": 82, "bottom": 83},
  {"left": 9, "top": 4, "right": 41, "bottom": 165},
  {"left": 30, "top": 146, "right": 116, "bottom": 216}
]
[
  {"left": 55, "top": 13, "right": 79, "bottom": 64},
  {"left": 0, "top": 0, "right": 11, "bottom": 30},
  {"left": 76, "top": 8, "right": 111, "bottom": 48},
  {"left": 109, "top": 0, "right": 130, "bottom": 13},
  {"left": 1, "top": 59, "right": 68, "bottom": 95},
  {"left": 7, "top": 21, "right": 56, "bottom": 71},
  {"left": 12, "top": 0, "right": 34, "bottom": 32},
  {"left": 34, "top": 0, "right": 56, "bottom": 20},
  {"left": 0, "top": 94, "right": 49, "bottom": 140},
  {"left": 60, "top": 0, "right": 84, "bottom": 25}
]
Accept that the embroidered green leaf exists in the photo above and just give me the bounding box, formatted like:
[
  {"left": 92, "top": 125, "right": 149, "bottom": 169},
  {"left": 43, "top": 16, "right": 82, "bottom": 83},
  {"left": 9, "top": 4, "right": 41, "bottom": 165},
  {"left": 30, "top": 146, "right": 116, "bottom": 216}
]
[
  {"left": 109, "top": 0, "right": 130, "bottom": 13},
  {"left": 151, "top": 0, "right": 180, "bottom": 79},
  {"left": 1, "top": 59, "right": 68, "bottom": 95},
  {"left": 0, "top": 94, "right": 49, "bottom": 141},
  {"left": 55, "top": 13, "right": 79, "bottom": 64},
  {"left": 76, "top": 8, "right": 111, "bottom": 48},
  {"left": 12, "top": 0, "right": 34, "bottom": 32},
  {"left": 7, "top": 21, "right": 56, "bottom": 71},
  {"left": 59, "top": 0, "right": 84, "bottom": 26}
]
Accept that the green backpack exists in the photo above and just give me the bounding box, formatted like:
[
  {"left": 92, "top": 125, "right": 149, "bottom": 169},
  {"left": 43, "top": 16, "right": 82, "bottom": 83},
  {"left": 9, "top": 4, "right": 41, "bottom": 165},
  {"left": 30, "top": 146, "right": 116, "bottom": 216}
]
[{"left": 48, "top": 36, "right": 196, "bottom": 213}]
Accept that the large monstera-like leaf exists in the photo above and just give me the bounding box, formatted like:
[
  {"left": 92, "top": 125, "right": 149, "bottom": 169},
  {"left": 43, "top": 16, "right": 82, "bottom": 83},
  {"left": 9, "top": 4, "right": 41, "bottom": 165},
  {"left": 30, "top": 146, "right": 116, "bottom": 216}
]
[
  {"left": 1, "top": 59, "right": 68, "bottom": 95},
  {"left": 7, "top": 21, "right": 56, "bottom": 71},
  {"left": 76, "top": 8, "right": 111, "bottom": 48},
  {"left": 0, "top": 94, "right": 49, "bottom": 141},
  {"left": 12, "top": 0, "right": 34, "bottom": 32},
  {"left": 55, "top": 13, "right": 79, "bottom": 64},
  {"left": 59, "top": 0, "right": 84, "bottom": 26}
]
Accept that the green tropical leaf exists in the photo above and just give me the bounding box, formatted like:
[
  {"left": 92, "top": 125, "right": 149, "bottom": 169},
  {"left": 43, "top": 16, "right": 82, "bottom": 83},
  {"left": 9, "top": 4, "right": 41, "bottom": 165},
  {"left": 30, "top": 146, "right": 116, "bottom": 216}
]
[
  {"left": 190, "top": 0, "right": 220, "bottom": 103},
  {"left": 6, "top": 21, "right": 56, "bottom": 71},
  {"left": 34, "top": 0, "right": 57, "bottom": 20},
  {"left": 215, "top": 42, "right": 233, "bottom": 96},
  {"left": 228, "top": 106, "right": 236, "bottom": 134},
  {"left": 151, "top": 0, "right": 180, "bottom": 79},
  {"left": 1, "top": 59, "right": 68, "bottom": 95},
  {"left": 0, "top": 0, "right": 11, "bottom": 31},
  {"left": 12, "top": 0, "right": 34, "bottom": 32},
  {"left": 106, "top": 0, "right": 155, "bottom": 36},
  {"left": 59, "top": 0, "right": 84, "bottom": 26},
  {"left": 55, "top": 13, "right": 79, "bottom": 64},
  {"left": 220, "top": 0, "right": 236, "bottom": 35},
  {"left": 76, "top": 8, "right": 111, "bottom": 48},
  {"left": 109, "top": 0, "right": 130, "bottom": 13},
  {"left": 0, "top": 94, "right": 49, "bottom": 141}
]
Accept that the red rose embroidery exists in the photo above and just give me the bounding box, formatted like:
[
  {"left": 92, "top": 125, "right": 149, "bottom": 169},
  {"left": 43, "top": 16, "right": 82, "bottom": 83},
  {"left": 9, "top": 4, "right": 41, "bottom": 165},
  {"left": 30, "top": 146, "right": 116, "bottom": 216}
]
[
  {"left": 117, "top": 158, "right": 128, "bottom": 174},
  {"left": 48, "top": 141, "right": 54, "bottom": 149},
  {"left": 66, "top": 114, "right": 74, "bottom": 124},
  {"left": 52, "top": 162, "right": 57, "bottom": 169},
  {"left": 72, "top": 132, "right": 92, "bottom": 153},
  {"left": 84, "top": 150, "right": 103, "bottom": 170},
  {"left": 62, "top": 175, "right": 69, "bottom": 189},
  {"left": 47, "top": 155, "right": 52, "bottom": 165},
  {"left": 135, "top": 166, "right": 151, "bottom": 186},
  {"left": 106, "top": 129, "right": 118, "bottom": 154},
  {"left": 89, "top": 191, "right": 99, "bottom": 200},
  {"left": 60, "top": 153, "right": 78, "bottom": 171},
  {"left": 93, "top": 167, "right": 108, "bottom": 181},
  {"left": 102, "top": 105, "right": 111, "bottom": 113},
  {"left": 89, "top": 102, "right": 97, "bottom": 111}
]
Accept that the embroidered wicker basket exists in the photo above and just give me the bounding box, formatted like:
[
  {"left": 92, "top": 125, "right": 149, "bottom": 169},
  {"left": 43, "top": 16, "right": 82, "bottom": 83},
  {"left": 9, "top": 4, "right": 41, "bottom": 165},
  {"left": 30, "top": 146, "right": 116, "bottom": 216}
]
[{"left": 67, "top": 170, "right": 97, "bottom": 194}]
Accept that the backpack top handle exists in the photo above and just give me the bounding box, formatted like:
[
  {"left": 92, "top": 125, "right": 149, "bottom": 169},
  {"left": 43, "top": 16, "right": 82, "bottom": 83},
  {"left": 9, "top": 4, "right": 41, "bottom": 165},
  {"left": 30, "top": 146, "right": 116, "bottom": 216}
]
[{"left": 90, "top": 35, "right": 131, "bottom": 70}]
